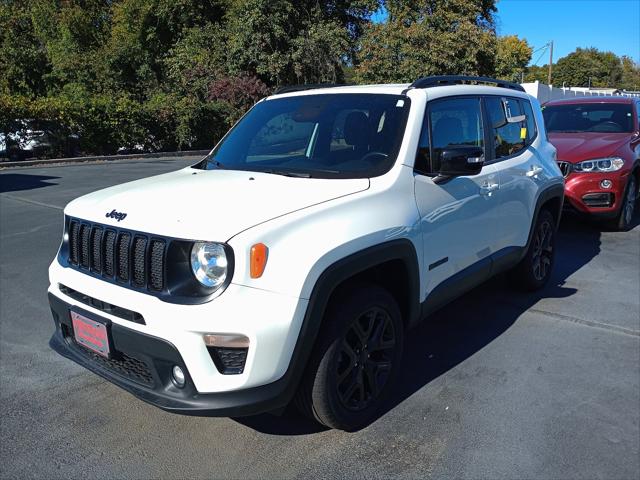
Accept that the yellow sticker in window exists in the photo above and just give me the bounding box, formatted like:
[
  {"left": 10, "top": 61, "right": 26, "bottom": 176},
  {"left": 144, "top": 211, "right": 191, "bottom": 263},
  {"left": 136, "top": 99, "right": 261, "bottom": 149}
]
[{"left": 520, "top": 127, "right": 527, "bottom": 139}]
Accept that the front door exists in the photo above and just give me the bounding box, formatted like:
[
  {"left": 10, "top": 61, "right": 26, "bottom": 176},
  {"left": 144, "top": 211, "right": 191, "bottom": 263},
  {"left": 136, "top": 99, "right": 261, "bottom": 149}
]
[{"left": 413, "top": 96, "right": 502, "bottom": 299}]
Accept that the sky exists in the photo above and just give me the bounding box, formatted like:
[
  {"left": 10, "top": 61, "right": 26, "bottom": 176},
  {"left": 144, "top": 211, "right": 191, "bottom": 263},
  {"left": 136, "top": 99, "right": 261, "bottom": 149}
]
[
  {"left": 496, "top": 0, "right": 640, "bottom": 64},
  {"left": 371, "top": 0, "right": 640, "bottom": 64}
]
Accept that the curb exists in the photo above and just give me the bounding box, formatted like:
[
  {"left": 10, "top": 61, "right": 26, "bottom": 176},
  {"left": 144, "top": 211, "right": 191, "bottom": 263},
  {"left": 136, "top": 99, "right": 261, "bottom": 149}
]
[{"left": 0, "top": 150, "right": 210, "bottom": 169}]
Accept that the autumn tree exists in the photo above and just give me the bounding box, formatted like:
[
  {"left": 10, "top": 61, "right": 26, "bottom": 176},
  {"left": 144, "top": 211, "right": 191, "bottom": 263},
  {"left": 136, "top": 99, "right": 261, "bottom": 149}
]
[{"left": 495, "top": 35, "right": 532, "bottom": 82}]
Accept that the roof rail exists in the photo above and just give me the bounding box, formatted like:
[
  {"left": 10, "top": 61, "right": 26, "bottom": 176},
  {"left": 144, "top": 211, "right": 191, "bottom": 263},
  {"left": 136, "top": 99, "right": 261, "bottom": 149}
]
[
  {"left": 410, "top": 75, "right": 525, "bottom": 92},
  {"left": 273, "top": 83, "right": 349, "bottom": 95}
]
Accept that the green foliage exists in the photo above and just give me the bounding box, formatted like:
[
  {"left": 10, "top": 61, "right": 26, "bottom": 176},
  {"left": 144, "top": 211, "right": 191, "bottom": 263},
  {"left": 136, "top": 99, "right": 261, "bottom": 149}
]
[
  {"left": 495, "top": 35, "right": 532, "bottom": 82},
  {"left": 553, "top": 47, "right": 623, "bottom": 88},
  {"left": 523, "top": 64, "right": 549, "bottom": 83},
  {"left": 523, "top": 47, "right": 640, "bottom": 90},
  {"left": 2, "top": 0, "right": 637, "bottom": 159},
  {"left": 620, "top": 56, "right": 640, "bottom": 91},
  {"left": 354, "top": 0, "right": 498, "bottom": 83},
  {"left": 0, "top": 1, "right": 51, "bottom": 96}
]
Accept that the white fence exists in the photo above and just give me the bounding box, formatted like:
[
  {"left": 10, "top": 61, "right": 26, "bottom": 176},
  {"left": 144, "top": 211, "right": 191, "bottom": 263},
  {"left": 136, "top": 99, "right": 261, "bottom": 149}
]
[{"left": 521, "top": 81, "right": 640, "bottom": 103}]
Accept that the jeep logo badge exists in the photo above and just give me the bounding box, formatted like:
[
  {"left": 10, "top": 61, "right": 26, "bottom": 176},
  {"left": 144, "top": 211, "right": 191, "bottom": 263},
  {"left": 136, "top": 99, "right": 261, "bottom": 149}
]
[{"left": 105, "top": 209, "right": 127, "bottom": 222}]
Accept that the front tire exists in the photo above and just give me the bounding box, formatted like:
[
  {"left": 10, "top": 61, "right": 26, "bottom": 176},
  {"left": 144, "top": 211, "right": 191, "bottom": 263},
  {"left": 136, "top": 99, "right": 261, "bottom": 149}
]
[
  {"left": 295, "top": 283, "right": 404, "bottom": 431},
  {"left": 512, "top": 209, "right": 556, "bottom": 291},
  {"left": 611, "top": 175, "right": 638, "bottom": 231}
]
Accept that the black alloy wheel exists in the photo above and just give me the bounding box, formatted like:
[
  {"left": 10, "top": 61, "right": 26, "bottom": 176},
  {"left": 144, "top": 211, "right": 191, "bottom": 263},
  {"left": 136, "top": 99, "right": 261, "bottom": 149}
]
[
  {"left": 511, "top": 208, "right": 557, "bottom": 291},
  {"left": 336, "top": 306, "right": 396, "bottom": 412},
  {"left": 294, "top": 283, "right": 404, "bottom": 431},
  {"left": 531, "top": 217, "right": 554, "bottom": 282}
]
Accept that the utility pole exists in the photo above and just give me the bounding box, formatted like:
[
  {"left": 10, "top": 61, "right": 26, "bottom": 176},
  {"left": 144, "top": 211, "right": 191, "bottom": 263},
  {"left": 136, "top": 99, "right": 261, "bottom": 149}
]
[{"left": 547, "top": 40, "right": 554, "bottom": 85}]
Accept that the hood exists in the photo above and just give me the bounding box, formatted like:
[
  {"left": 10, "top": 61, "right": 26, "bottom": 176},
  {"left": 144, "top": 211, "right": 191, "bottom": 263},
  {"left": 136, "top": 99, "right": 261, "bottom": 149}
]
[
  {"left": 65, "top": 167, "right": 369, "bottom": 241},
  {"left": 548, "top": 132, "right": 631, "bottom": 163}
]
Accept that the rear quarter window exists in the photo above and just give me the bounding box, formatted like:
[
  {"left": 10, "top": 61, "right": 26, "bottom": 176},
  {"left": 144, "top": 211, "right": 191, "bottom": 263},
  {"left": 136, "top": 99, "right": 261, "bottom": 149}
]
[{"left": 486, "top": 96, "right": 533, "bottom": 159}]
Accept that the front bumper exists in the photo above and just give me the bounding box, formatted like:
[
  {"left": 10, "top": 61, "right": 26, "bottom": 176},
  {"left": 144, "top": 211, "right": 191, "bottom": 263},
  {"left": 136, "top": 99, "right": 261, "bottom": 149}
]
[
  {"left": 564, "top": 171, "right": 629, "bottom": 218},
  {"left": 48, "top": 258, "right": 310, "bottom": 415},
  {"left": 49, "top": 293, "right": 297, "bottom": 416}
]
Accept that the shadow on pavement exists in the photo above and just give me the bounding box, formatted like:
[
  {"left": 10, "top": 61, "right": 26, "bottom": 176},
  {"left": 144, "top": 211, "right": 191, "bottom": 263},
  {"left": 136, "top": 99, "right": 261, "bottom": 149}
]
[
  {"left": 234, "top": 212, "right": 612, "bottom": 435},
  {"left": 0, "top": 173, "right": 60, "bottom": 193}
]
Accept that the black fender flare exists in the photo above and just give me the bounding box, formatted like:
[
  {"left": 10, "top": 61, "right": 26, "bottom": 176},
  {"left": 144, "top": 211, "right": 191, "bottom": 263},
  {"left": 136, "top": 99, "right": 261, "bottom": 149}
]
[
  {"left": 524, "top": 182, "right": 565, "bottom": 256},
  {"left": 276, "top": 238, "right": 421, "bottom": 406}
]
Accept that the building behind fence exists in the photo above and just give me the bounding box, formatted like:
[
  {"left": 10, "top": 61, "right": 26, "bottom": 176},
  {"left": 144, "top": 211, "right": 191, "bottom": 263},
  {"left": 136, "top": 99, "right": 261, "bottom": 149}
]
[{"left": 521, "top": 81, "right": 640, "bottom": 103}]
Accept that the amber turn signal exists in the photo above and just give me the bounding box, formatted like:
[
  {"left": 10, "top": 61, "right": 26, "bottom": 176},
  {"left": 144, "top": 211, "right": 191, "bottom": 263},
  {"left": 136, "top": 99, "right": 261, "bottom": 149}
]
[{"left": 250, "top": 243, "right": 268, "bottom": 278}]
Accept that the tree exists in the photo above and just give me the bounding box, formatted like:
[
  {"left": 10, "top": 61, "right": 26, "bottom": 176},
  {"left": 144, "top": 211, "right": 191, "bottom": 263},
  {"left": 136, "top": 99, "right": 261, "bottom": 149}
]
[
  {"left": 224, "top": 0, "right": 367, "bottom": 87},
  {"left": 354, "top": 0, "right": 498, "bottom": 84},
  {"left": 620, "top": 56, "right": 640, "bottom": 91},
  {"left": 495, "top": 35, "right": 532, "bottom": 82},
  {"left": 553, "top": 47, "right": 623, "bottom": 88},
  {"left": 0, "top": 1, "right": 51, "bottom": 96}
]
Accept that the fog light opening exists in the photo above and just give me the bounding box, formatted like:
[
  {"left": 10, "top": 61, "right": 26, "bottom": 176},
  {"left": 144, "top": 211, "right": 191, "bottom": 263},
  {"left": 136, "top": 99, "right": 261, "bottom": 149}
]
[
  {"left": 172, "top": 365, "right": 186, "bottom": 388},
  {"left": 600, "top": 179, "right": 612, "bottom": 189}
]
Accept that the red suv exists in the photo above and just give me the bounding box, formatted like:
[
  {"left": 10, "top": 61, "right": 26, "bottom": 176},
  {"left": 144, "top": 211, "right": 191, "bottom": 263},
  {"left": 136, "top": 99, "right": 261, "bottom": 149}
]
[{"left": 543, "top": 97, "right": 640, "bottom": 230}]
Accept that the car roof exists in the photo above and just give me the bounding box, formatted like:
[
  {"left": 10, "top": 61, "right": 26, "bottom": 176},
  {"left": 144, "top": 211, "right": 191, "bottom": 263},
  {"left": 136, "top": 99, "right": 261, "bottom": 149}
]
[
  {"left": 268, "top": 83, "right": 531, "bottom": 100},
  {"left": 545, "top": 96, "right": 637, "bottom": 106},
  {"left": 268, "top": 84, "right": 410, "bottom": 98}
]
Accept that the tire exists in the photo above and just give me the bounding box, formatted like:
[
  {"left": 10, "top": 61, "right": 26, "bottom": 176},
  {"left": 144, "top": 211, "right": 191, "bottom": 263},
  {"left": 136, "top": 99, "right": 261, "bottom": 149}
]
[
  {"left": 611, "top": 175, "right": 638, "bottom": 232},
  {"left": 294, "top": 283, "right": 404, "bottom": 431},
  {"left": 511, "top": 209, "right": 556, "bottom": 291}
]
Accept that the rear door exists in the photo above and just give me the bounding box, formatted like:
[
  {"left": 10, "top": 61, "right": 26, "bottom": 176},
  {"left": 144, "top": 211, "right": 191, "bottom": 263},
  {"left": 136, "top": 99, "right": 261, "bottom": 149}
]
[
  {"left": 484, "top": 96, "right": 541, "bottom": 249},
  {"left": 414, "top": 96, "right": 501, "bottom": 297}
]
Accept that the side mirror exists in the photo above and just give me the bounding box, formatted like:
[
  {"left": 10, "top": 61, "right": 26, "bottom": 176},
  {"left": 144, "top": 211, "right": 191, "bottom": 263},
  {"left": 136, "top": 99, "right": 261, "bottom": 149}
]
[{"left": 434, "top": 146, "right": 484, "bottom": 183}]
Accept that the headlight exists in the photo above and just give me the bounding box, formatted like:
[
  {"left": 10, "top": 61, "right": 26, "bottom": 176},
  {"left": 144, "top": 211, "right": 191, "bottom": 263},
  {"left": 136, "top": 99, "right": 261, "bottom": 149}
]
[
  {"left": 574, "top": 157, "right": 624, "bottom": 173},
  {"left": 190, "top": 242, "right": 228, "bottom": 289}
]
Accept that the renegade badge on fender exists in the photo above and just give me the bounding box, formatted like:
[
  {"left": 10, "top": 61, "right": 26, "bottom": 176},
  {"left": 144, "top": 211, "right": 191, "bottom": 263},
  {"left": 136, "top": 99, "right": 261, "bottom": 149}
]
[{"left": 48, "top": 76, "right": 564, "bottom": 431}]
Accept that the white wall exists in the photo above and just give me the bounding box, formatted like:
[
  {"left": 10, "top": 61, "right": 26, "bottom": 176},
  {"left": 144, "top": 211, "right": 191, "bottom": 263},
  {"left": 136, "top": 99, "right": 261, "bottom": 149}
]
[{"left": 522, "top": 81, "right": 640, "bottom": 103}]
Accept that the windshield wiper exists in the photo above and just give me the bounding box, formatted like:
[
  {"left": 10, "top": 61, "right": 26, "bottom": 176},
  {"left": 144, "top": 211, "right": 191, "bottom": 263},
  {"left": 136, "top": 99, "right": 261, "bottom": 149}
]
[{"left": 263, "top": 170, "right": 312, "bottom": 178}]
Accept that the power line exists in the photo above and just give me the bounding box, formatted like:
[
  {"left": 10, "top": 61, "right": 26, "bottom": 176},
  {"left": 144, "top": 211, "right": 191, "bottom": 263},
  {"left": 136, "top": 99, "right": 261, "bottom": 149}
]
[{"left": 532, "top": 43, "right": 550, "bottom": 66}]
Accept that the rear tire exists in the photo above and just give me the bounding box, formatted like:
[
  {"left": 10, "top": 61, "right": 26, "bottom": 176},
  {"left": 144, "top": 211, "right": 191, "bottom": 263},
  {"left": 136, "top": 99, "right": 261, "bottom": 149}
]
[
  {"left": 295, "top": 283, "right": 404, "bottom": 431},
  {"left": 511, "top": 209, "right": 556, "bottom": 291},
  {"left": 610, "top": 175, "right": 637, "bottom": 232}
]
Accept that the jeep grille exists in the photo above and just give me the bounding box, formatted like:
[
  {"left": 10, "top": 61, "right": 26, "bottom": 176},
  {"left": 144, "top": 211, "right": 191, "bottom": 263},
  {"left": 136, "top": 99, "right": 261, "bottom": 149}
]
[{"left": 67, "top": 219, "right": 166, "bottom": 292}]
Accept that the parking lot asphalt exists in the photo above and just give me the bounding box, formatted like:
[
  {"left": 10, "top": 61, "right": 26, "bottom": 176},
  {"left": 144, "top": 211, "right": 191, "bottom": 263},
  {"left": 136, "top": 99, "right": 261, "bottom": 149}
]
[{"left": 1, "top": 158, "right": 638, "bottom": 480}]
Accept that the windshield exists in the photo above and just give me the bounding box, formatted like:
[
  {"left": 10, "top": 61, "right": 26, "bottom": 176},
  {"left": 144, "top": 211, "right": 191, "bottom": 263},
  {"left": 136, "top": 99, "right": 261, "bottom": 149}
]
[
  {"left": 197, "top": 94, "right": 411, "bottom": 178},
  {"left": 543, "top": 103, "right": 634, "bottom": 133}
]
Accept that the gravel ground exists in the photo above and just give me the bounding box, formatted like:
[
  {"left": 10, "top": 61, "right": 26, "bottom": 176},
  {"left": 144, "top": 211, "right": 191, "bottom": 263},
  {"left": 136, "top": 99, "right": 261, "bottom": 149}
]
[{"left": 1, "top": 158, "right": 638, "bottom": 479}]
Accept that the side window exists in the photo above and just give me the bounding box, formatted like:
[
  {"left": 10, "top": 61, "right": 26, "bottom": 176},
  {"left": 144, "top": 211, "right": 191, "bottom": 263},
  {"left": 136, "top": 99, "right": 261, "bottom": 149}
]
[
  {"left": 520, "top": 99, "right": 537, "bottom": 143},
  {"left": 486, "top": 97, "right": 528, "bottom": 159},
  {"left": 416, "top": 97, "right": 484, "bottom": 173}
]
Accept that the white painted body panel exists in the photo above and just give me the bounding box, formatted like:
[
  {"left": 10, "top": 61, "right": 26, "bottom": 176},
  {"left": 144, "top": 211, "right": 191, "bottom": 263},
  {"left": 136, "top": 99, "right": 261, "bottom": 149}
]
[
  {"left": 494, "top": 96, "right": 561, "bottom": 248},
  {"left": 414, "top": 163, "right": 501, "bottom": 298},
  {"left": 64, "top": 168, "right": 369, "bottom": 241},
  {"left": 48, "top": 84, "right": 563, "bottom": 395}
]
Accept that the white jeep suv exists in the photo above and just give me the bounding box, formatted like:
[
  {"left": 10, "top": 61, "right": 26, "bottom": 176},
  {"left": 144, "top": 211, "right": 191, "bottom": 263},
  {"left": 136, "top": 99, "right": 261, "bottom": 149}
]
[{"left": 48, "top": 76, "right": 564, "bottom": 431}]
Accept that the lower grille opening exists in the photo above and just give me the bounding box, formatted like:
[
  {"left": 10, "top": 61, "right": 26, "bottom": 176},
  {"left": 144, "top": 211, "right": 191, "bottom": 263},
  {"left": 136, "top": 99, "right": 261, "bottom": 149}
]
[
  {"left": 582, "top": 192, "right": 614, "bottom": 208},
  {"left": 59, "top": 284, "right": 145, "bottom": 324},
  {"left": 207, "top": 347, "right": 248, "bottom": 375},
  {"left": 61, "top": 323, "right": 154, "bottom": 386}
]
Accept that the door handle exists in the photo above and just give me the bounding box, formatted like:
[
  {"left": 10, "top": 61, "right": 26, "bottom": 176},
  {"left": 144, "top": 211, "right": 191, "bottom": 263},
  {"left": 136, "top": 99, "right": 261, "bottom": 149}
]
[
  {"left": 480, "top": 183, "right": 499, "bottom": 195},
  {"left": 526, "top": 165, "right": 544, "bottom": 178}
]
